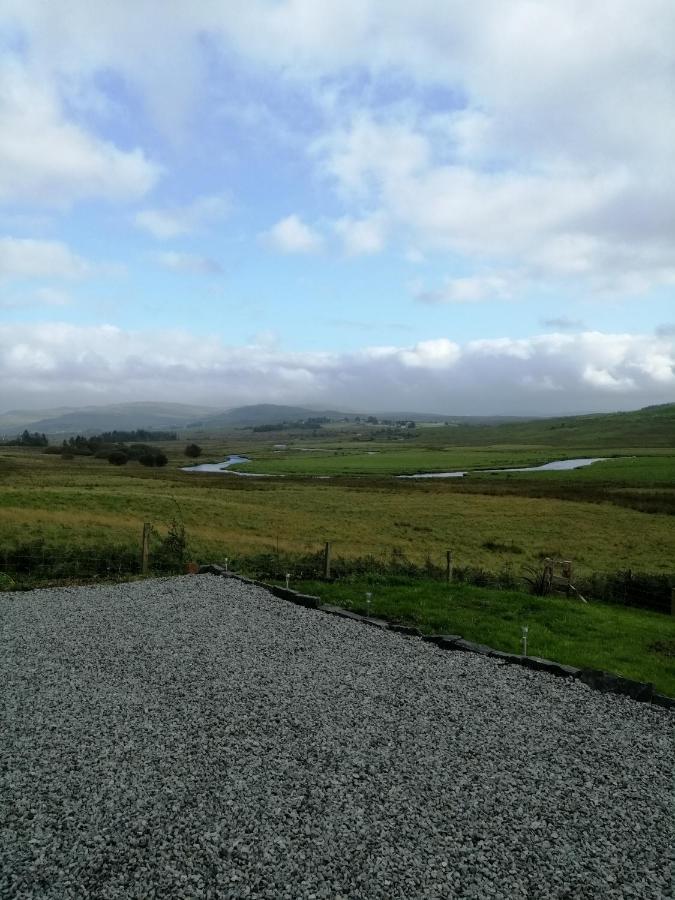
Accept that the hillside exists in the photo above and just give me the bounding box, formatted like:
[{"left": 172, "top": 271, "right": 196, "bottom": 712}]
[
  {"left": 0, "top": 402, "right": 220, "bottom": 436},
  {"left": 188, "top": 404, "right": 349, "bottom": 428},
  {"left": 428, "top": 402, "right": 675, "bottom": 448}
]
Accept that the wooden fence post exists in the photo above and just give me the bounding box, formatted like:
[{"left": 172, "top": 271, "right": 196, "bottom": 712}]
[
  {"left": 323, "top": 541, "right": 332, "bottom": 580},
  {"left": 446, "top": 550, "right": 453, "bottom": 584},
  {"left": 141, "top": 522, "right": 151, "bottom": 575},
  {"left": 543, "top": 557, "right": 554, "bottom": 593}
]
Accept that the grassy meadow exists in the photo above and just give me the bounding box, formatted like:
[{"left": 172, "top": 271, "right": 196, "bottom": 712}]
[{"left": 0, "top": 418, "right": 673, "bottom": 577}]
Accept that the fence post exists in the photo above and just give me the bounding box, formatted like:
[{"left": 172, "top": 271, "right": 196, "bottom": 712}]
[
  {"left": 323, "top": 541, "right": 332, "bottom": 580},
  {"left": 446, "top": 550, "right": 453, "bottom": 583},
  {"left": 543, "top": 557, "right": 554, "bottom": 593},
  {"left": 141, "top": 522, "right": 151, "bottom": 575},
  {"left": 671, "top": 588, "right": 675, "bottom": 617}
]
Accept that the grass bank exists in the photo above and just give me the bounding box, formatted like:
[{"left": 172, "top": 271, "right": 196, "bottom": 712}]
[{"left": 282, "top": 576, "right": 675, "bottom": 697}]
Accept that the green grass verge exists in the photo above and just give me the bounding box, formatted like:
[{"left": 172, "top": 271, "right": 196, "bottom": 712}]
[{"left": 286, "top": 576, "right": 675, "bottom": 697}]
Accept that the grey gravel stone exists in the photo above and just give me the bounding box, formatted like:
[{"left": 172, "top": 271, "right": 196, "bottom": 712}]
[{"left": 1, "top": 575, "right": 673, "bottom": 899}]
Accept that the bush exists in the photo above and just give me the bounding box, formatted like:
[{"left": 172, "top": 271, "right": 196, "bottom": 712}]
[
  {"left": 184, "top": 443, "right": 202, "bottom": 458},
  {"left": 108, "top": 450, "right": 128, "bottom": 466},
  {"left": 139, "top": 451, "right": 168, "bottom": 467}
]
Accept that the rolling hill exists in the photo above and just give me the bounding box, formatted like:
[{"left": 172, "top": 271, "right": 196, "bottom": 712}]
[{"left": 0, "top": 402, "right": 221, "bottom": 436}]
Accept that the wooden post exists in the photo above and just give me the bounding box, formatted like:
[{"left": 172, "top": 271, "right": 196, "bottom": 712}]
[
  {"left": 543, "top": 557, "right": 553, "bottom": 593},
  {"left": 323, "top": 541, "right": 332, "bottom": 580},
  {"left": 446, "top": 550, "right": 453, "bottom": 583},
  {"left": 671, "top": 588, "right": 675, "bottom": 617},
  {"left": 141, "top": 522, "right": 151, "bottom": 575}
]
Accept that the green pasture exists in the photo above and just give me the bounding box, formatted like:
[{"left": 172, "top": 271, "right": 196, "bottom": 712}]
[
  {"left": 233, "top": 447, "right": 675, "bottom": 480},
  {"left": 0, "top": 446, "right": 673, "bottom": 575},
  {"left": 285, "top": 576, "right": 675, "bottom": 696}
]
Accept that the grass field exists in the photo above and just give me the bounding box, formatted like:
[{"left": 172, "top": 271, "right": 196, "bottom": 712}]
[
  {"left": 281, "top": 576, "right": 675, "bottom": 696},
  {"left": 1, "top": 438, "right": 673, "bottom": 576},
  {"left": 1, "top": 403, "right": 672, "bottom": 580}
]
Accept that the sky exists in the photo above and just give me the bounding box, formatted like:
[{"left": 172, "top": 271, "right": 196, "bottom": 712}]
[{"left": 0, "top": 0, "right": 674, "bottom": 415}]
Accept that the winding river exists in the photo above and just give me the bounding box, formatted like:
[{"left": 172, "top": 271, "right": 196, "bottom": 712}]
[{"left": 398, "top": 457, "right": 609, "bottom": 479}]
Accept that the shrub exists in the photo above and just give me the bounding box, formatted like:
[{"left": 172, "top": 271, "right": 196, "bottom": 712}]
[
  {"left": 108, "top": 450, "right": 128, "bottom": 466},
  {"left": 184, "top": 443, "right": 202, "bottom": 458},
  {"left": 139, "top": 451, "right": 168, "bottom": 467}
]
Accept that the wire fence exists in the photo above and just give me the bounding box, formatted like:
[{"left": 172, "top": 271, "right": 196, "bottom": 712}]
[
  {"left": 0, "top": 532, "right": 186, "bottom": 591},
  {"left": 222, "top": 545, "right": 674, "bottom": 615},
  {"left": 0, "top": 534, "right": 672, "bottom": 614}
]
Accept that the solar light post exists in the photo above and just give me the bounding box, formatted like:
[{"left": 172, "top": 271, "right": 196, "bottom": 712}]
[{"left": 521, "top": 626, "right": 529, "bottom": 657}]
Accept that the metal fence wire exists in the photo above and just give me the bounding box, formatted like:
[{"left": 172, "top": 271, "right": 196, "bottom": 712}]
[
  {"left": 0, "top": 537, "right": 672, "bottom": 614},
  {"left": 0, "top": 545, "right": 182, "bottom": 588}
]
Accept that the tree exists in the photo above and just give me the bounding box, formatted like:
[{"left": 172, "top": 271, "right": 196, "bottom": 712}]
[
  {"left": 184, "top": 443, "right": 202, "bottom": 458},
  {"left": 139, "top": 451, "right": 168, "bottom": 467},
  {"left": 108, "top": 450, "right": 128, "bottom": 466}
]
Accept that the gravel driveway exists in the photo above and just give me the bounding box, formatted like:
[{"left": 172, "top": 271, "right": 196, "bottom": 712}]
[{"left": 1, "top": 575, "right": 672, "bottom": 899}]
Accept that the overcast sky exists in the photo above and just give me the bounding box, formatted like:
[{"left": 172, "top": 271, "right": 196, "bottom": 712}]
[{"left": 1, "top": 1, "right": 674, "bottom": 414}]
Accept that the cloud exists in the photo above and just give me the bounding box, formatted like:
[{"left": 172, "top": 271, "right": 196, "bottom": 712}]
[
  {"left": 315, "top": 114, "right": 675, "bottom": 294},
  {"left": 4, "top": 1, "right": 674, "bottom": 298},
  {"left": 0, "top": 287, "right": 72, "bottom": 309},
  {"left": 153, "top": 252, "right": 222, "bottom": 275},
  {"left": 0, "top": 323, "right": 672, "bottom": 415},
  {"left": 413, "top": 274, "right": 516, "bottom": 304},
  {"left": 334, "top": 214, "right": 386, "bottom": 255},
  {"left": 0, "top": 58, "right": 160, "bottom": 206},
  {"left": 542, "top": 316, "right": 585, "bottom": 331},
  {"left": 0, "top": 237, "right": 90, "bottom": 279},
  {"left": 134, "top": 194, "right": 230, "bottom": 239},
  {"left": 263, "top": 214, "right": 323, "bottom": 254}
]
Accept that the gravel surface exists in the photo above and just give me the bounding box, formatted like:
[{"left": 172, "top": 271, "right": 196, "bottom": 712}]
[{"left": 1, "top": 575, "right": 673, "bottom": 899}]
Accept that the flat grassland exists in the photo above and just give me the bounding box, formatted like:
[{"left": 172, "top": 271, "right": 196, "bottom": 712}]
[{"left": 1, "top": 404, "right": 673, "bottom": 576}]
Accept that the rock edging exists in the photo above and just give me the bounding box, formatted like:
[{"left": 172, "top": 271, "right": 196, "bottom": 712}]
[{"left": 197, "top": 565, "right": 674, "bottom": 711}]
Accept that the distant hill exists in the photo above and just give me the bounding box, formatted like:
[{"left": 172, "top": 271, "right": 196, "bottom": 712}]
[
  {"left": 2, "top": 400, "right": 671, "bottom": 444},
  {"left": 0, "top": 407, "right": 79, "bottom": 433},
  {"left": 188, "top": 404, "right": 349, "bottom": 429},
  {"left": 373, "top": 411, "right": 534, "bottom": 425},
  {"left": 433, "top": 402, "right": 675, "bottom": 448},
  {"left": 190, "top": 405, "right": 535, "bottom": 429},
  {"left": 0, "top": 402, "right": 221, "bottom": 437}
]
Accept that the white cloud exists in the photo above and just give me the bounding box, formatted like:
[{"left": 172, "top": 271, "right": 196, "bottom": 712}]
[
  {"left": 4, "top": 1, "right": 675, "bottom": 296},
  {"left": 0, "top": 323, "right": 672, "bottom": 415},
  {"left": 0, "top": 59, "right": 160, "bottom": 206},
  {"left": 134, "top": 194, "right": 230, "bottom": 239},
  {"left": 413, "top": 274, "right": 517, "bottom": 304},
  {"left": 0, "top": 287, "right": 72, "bottom": 309},
  {"left": 154, "top": 252, "right": 222, "bottom": 275},
  {"left": 263, "top": 215, "right": 323, "bottom": 254},
  {"left": 541, "top": 317, "right": 584, "bottom": 332},
  {"left": 32, "top": 287, "right": 72, "bottom": 306},
  {"left": 0, "top": 237, "right": 89, "bottom": 279},
  {"left": 334, "top": 214, "right": 386, "bottom": 256}
]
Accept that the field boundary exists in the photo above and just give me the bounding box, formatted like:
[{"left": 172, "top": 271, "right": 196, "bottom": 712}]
[{"left": 198, "top": 564, "right": 675, "bottom": 711}]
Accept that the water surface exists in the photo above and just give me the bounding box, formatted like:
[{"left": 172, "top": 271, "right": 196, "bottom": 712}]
[{"left": 399, "top": 457, "right": 608, "bottom": 479}]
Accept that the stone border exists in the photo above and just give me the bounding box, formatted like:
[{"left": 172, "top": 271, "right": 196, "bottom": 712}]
[{"left": 198, "top": 565, "right": 674, "bottom": 711}]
